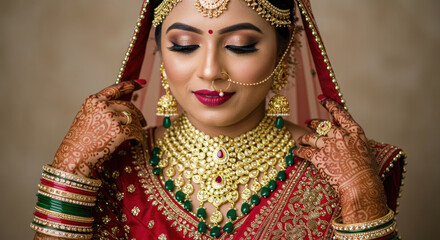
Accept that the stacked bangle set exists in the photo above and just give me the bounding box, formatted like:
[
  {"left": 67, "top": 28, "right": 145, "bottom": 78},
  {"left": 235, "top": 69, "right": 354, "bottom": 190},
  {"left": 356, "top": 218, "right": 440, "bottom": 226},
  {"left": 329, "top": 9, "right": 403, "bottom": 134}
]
[
  {"left": 30, "top": 164, "right": 101, "bottom": 239},
  {"left": 332, "top": 208, "right": 397, "bottom": 240}
]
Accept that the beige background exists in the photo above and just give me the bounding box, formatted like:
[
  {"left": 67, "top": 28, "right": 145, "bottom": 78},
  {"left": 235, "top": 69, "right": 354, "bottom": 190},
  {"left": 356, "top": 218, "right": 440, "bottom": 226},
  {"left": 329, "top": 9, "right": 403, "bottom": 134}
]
[{"left": 1, "top": 0, "right": 439, "bottom": 239}]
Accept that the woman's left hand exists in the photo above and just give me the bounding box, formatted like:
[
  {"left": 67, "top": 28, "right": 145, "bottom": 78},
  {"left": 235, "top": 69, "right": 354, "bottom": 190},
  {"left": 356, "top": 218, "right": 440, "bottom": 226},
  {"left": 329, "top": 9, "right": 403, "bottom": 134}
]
[{"left": 293, "top": 97, "right": 388, "bottom": 224}]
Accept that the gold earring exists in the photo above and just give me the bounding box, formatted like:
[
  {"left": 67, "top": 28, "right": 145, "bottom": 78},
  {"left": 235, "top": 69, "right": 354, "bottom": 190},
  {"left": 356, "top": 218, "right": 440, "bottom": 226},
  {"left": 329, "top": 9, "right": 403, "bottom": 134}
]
[
  {"left": 157, "top": 63, "right": 178, "bottom": 128},
  {"left": 267, "top": 62, "right": 290, "bottom": 129}
]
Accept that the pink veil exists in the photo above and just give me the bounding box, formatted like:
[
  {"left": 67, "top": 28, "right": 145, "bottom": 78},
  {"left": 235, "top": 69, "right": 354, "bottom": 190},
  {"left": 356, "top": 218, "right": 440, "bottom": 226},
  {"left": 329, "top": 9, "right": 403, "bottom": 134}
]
[{"left": 115, "top": 0, "right": 347, "bottom": 128}]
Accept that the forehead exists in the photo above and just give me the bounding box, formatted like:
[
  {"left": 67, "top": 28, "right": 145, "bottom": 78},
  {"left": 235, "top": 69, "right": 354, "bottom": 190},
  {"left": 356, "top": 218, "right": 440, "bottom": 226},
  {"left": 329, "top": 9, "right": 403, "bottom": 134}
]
[{"left": 162, "top": 0, "right": 274, "bottom": 32}]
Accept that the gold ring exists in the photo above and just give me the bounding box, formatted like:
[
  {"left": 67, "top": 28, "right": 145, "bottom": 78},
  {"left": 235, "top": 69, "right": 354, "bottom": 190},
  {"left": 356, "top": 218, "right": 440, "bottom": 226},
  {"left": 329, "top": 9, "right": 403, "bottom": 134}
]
[
  {"left": 316, "top": 120, "right": 332, "bottom": 136},
  {"left": 122, "top": 110, "right": 132, "bottom": 125}
]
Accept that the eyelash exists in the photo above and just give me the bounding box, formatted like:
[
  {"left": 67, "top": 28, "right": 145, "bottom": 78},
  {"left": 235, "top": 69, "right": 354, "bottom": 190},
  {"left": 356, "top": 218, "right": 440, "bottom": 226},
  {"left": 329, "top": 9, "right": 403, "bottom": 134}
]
[
  {"left": 225, "top": 43, "right": 258, "bottom": 54},
  {"left": 168, "top": 42, "right": 258, "bottom": 54},
  {"left": 168, "top": 42, "right": 199, "bottom": 53}
]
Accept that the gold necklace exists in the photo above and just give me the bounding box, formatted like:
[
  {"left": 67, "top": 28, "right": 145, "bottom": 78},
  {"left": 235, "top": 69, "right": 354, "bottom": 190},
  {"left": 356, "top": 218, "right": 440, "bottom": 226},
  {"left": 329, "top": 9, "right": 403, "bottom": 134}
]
[{"left": 149, "top": 113, "right": 296, "bottom": 238}]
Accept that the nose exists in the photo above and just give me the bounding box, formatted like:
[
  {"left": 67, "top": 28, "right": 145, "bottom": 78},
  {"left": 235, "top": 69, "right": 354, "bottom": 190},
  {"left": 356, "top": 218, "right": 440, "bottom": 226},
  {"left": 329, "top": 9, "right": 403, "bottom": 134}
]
[{"left": 197, "top": 44, "right": 225, "bottom": 82}]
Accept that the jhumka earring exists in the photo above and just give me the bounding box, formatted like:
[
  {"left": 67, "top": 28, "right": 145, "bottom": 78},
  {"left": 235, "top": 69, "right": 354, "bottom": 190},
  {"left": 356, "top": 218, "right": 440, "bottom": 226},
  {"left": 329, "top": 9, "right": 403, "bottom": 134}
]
[
  {"left": 156, "top": 63, "right": 178, "bottom": 128},
  {"left": 267, "top": 62, "right": 290, "bottom": 129}
]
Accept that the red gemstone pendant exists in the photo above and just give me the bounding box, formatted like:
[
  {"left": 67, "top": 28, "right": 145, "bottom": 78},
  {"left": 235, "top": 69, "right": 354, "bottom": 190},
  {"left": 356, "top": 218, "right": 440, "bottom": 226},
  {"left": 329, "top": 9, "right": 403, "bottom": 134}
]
[
  {"left": 215, "top": 176, "right": 222, "bottom": 183},
  {"left": 217, "top": 150, "right": 224, "bottom": 159}
]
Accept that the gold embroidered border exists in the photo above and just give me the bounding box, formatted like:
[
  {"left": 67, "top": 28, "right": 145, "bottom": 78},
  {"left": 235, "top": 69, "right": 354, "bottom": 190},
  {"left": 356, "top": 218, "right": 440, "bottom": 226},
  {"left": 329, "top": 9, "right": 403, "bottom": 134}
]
[{"left": 239, "top": 161, "right": 340, "bottom": 240}]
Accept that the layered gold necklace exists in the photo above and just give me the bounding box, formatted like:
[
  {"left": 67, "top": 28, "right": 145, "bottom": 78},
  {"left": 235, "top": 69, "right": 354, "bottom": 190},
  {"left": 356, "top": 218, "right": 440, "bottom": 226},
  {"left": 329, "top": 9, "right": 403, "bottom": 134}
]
[{"left": 149, "top": 113, "right": 296, "bottom": 238}]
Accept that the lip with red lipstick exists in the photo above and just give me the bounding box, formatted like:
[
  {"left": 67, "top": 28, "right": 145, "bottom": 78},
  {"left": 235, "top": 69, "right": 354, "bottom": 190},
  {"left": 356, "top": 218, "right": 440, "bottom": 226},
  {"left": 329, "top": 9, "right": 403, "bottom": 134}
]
[{"left": 193, "top": 89, "right": 235, "bottom": 107}]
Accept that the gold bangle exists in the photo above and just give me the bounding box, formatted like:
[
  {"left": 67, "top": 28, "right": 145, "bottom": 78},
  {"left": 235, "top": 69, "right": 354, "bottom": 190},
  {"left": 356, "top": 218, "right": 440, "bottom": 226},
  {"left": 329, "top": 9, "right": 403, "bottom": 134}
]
[
  {"left": 43, "top": 164, "right": 102, "bottom": 188},
  {"left": 332, "top": 208, "right": 394, "bottom": 231},
  {"left": 33, "top": 216, "right": 93, "bottom": 233},
  {"left": 41, "top": 174, "right": 98, "bottom": 194},
  {"left": 41, "top": 173, "right": 100, "bottom": 191},
  {"left": 333, "top": 221, "right": 396, "bottom": 240},
  {"left": 35, "top": 206, "right": 94, "bottom": 223},
  {"left": 38, "top": 184, "right": 97, "bottom": 203},
  {"left": 30, "top": 222, "right": 93, "bottom": 240},
  {"left": 37, "top": 190, "right": 96, "bottom": 207}
]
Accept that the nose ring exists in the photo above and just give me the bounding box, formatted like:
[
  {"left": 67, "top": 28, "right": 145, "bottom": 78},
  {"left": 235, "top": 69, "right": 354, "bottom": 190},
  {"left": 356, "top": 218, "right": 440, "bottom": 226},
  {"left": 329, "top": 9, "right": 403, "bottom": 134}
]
[{"left": 211, "top": 72, "right": 231, "bottom": 97}]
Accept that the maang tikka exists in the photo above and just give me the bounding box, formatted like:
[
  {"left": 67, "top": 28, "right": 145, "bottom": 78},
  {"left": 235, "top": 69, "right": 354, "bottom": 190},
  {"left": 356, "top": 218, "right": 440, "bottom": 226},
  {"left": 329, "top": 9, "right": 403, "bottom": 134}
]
[
  {"left": 267, "top": 62, "right": 290, "bottom": 129},
  {"left": 156, "top": 63, "right": 178, "bottom": 128}
]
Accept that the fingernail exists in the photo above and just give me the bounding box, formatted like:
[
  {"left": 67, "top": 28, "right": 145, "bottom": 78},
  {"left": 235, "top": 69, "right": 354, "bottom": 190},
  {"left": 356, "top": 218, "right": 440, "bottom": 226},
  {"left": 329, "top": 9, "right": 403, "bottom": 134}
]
[
  {"left": 135, "top": 79, "right": 147, "bottom": 85},
  {"left": 317, "top": 94, "right": 327, "bottom": 101},
  {"left": 305, "top": 119, "right": 312, "bottom": 125}
]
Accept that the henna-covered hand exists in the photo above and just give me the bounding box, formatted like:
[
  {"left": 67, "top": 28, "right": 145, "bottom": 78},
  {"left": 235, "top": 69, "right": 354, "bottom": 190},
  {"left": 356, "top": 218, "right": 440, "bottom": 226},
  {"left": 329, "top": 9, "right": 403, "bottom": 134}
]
[
  {"left": 51, "top": 80, "right": 147, "bottom": 177},
  {"left": 293, "top": 97, "right": 388, "bottom": 224}
]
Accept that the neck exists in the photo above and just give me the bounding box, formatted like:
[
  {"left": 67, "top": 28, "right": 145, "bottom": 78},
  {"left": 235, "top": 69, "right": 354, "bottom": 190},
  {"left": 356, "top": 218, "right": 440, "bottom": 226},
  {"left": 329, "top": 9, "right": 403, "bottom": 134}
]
[{"left": 184, "top": 102, "right": 266, "bottom": 138}]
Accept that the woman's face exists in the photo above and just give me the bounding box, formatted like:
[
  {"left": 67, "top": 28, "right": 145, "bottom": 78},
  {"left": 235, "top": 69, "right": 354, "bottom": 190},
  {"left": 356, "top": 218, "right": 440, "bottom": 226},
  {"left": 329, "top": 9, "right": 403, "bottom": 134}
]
[{"left": 160, "top": 0, "right": 278, "bottom": 130}]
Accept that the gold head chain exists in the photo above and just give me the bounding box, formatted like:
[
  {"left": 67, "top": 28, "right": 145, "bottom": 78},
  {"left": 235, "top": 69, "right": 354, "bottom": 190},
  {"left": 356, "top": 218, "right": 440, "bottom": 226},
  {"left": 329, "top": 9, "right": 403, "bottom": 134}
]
[{"left": 152, "top": 0, "right": 291, "bottom": 27}]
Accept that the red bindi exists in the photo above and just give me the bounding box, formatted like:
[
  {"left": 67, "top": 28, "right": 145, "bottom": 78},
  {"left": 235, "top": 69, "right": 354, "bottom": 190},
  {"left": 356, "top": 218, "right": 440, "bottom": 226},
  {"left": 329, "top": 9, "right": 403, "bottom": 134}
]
[{"left": 208, "top": 29, "right": 213, "bottom": 34}]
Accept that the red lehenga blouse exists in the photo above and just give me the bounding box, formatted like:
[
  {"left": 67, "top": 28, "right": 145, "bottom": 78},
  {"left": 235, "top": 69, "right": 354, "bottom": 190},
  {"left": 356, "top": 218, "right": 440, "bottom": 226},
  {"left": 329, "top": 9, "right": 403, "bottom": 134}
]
[{"left": 90, "top": 128, "right": 405, "bottom": 240}]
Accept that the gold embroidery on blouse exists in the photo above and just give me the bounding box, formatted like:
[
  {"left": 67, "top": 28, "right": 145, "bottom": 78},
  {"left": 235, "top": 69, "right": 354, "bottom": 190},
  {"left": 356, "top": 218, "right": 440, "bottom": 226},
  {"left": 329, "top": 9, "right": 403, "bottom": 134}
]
[
  {"left": 121, "top": 214, "right": 127, "bottom": 222},
  {"left": 239, "top": 161, "right": 340, "bottom": 239},
  {"left": 116, "top": 192, "right": 124, "bottom": 201},
  {"left": 124, "top": 225, "right": 130, "bottom": 233},
  {"left": 125, "top": 166, "right": 132, "bottom": 173},
  {"left": 127, "top": 184, "right": 136, "bottom": 193},
  {"left": 148, "top": 220, "right": 155, "bottom": 229},
  {"left": 112, "top": 170, "right": 120, "bottom": 179},
  {"left": 111, "top": 226, "right": 120, "bottom": 235},
  {"left": 131, "top": 206, "right": 140, "bottom": 216},
  {"left": 102, "top": 215, "right": 111, "bottom": 224},
  {"left": 158, "top": 233, "right": 167, "bottom": 240}
]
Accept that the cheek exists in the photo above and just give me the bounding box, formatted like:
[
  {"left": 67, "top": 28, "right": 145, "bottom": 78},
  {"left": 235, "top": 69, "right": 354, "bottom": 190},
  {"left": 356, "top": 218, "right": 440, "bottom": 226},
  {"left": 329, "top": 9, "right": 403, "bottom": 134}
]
[
  {"left": 162, "top": 57, "right": 194, "bottom": 93},
  {"left": 228, "top": 46, "right": 277, "bottom": 85}
]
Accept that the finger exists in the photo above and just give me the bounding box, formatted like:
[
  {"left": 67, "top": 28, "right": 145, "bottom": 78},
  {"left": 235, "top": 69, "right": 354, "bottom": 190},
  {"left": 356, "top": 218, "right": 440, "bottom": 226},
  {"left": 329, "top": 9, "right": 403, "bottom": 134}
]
[
  {"left": 307, "top": 119, "right": 334, "bottom": 132},
  {"left": 292, "top": 146, "right": 319, "bottom": 162},
  {"left": 120, "top": 123, "right": 145, "bottom": 143},
  {"left": 297, "top": 133, "right": 330, "bottom": 148},
  {"left": 108, "top": 100, "right": 147, "bottom": 127},
  {"left": 320, "top": 98, "right": 361, "bottom": 132},
  {"left": 96, "top": 79, "right": 146, "bottom": 101}
]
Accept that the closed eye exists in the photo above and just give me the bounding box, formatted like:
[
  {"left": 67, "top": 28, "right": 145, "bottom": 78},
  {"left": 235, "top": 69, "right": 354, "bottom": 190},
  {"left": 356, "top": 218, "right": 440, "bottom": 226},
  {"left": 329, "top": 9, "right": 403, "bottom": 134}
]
[
  {"left": 225, "top": 43, "right": 258, "bottom": 54},
  {"left": 168, "top": 42, "right": 199, "bottom": 53}
]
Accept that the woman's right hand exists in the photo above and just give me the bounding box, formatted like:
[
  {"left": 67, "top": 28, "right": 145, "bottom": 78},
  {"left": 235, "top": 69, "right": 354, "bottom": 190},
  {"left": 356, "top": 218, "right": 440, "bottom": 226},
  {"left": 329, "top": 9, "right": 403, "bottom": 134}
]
[{"left": 51, "top": 80, "right": 147, "bottom": 177}]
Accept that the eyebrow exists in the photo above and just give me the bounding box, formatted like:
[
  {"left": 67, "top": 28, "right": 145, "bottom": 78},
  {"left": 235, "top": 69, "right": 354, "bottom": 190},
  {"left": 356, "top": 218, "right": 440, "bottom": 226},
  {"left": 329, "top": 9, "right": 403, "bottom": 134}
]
[
  {"left": 219, "top": 23, "right": 262, "bottom": 34},
  {"left": 166, "top": 23, "right": 203, "bottom": 34},
  {"left": 166, "top": 22, "right": 262, "bottom": 35}
]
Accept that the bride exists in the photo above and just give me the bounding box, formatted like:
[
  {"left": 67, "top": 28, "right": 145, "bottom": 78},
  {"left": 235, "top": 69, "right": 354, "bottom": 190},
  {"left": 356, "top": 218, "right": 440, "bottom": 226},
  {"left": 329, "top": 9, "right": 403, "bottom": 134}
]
[{"left": 31, "top": 0, "right": 405, "bottom": 239}]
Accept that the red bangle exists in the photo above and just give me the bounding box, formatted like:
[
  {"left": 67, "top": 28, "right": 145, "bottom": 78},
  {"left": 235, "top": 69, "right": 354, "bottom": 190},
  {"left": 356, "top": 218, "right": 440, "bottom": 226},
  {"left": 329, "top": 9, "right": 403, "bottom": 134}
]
[
  {"left": 40, "top": 178, "right": 97, "bottom": 196},
  {"left": 33, "top": 211, "right": 91, "bottom": 227}
]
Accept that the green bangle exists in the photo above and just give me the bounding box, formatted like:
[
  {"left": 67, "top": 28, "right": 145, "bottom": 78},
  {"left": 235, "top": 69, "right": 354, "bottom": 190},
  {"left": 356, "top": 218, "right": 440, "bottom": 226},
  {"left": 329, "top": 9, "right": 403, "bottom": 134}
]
[
  {"left": 37, "top": 194, "right": 91, "bottom": 217},
  {"left": 36, "top": 198, "right": 91, "bottom": 215},
  {"left": 36, "top": 201, "right": 91, "bottom": 218},
  {"left": 37, "top": 194, "right": 91, "bottom": 210}
]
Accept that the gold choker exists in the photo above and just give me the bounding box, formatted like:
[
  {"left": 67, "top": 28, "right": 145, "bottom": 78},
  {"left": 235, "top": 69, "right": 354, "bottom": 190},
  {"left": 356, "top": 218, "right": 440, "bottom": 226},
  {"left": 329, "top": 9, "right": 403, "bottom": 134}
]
[
  {"left": 152, "top": 0, "right": 291, "bottom": 27},
  {"left": 149, "top": 113, "right": 296, "bottom": 237}
]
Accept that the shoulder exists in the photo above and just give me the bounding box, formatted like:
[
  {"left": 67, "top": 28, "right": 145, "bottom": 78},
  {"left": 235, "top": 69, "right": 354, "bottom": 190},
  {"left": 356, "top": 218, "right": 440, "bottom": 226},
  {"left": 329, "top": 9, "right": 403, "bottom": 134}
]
[{"left": 284, "top": 120, "right": 311, "bottom": 142}]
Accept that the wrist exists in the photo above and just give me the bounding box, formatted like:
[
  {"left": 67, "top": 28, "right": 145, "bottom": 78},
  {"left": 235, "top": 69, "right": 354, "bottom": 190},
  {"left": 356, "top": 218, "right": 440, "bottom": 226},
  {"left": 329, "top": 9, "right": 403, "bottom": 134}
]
[{"left": 338, "top": 171, "right": 388, "bottom": 223}]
